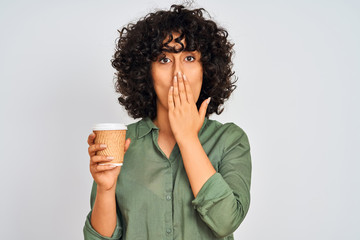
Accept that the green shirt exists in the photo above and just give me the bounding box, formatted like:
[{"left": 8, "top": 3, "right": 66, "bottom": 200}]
[{"left": 83, "top": 116, "right": 252, "bottom": 240}]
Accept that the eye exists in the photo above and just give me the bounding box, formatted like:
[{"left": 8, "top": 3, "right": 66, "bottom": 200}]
[
  {"left": 185, "top": 56, "right": 195, "bottom": 62},
  {"left": 159, "top": 57, "right": 170, "bottom": 64}
]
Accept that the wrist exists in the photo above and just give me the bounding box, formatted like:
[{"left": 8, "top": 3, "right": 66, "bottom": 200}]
[
  {"left": 97, "top": 185, "right": 117, "bottom": 195},
  {"left": 176, "top": 134, "right": 199, "bottom": 147}
]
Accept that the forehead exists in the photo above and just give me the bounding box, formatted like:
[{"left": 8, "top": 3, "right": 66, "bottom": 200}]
[
  {"left": 161, "top": 32, "right": 186, "bottom": 51},
  {"left": 157, "top": 31, "right": 201, "bottom": 57}
]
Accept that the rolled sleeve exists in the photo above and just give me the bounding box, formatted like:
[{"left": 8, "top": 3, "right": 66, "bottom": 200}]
[
  {"left": 83, "top": 181, "right": 123, "bottom": 240},
  {"left": 191, "top": 124, "right": 252, "bottom": 238},
  {"left": 192, "top": 173, "right": 233, "bottom": 215},
  {"left": 83, "top": 210, "right": 122, "bottom": 240}
]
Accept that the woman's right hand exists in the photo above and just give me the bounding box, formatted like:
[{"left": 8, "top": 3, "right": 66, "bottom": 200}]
[{"left": 87, "top": 132, "right": 131, "bottom": 191}]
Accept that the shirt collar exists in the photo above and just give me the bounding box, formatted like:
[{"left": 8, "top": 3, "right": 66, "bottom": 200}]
[
  {"left": 137, "top": 116, "right": 208, "bottom": 139},
  {"left": 137, "top": 117, "right": 159, "bottom": 139}
]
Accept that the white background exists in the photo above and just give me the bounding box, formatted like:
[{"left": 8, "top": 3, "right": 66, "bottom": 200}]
[{"left": 0, "top": 0, "right": 359, "bottom": 239}]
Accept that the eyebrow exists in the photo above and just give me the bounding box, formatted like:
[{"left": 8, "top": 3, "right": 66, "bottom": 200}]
[{"left": 161, "top": 50, "right": 199, "bottom": 55}]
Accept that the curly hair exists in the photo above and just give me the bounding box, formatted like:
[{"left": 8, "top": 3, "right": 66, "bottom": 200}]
[{"left": 111, "top": 4, "right": 237, "bottom": 120}]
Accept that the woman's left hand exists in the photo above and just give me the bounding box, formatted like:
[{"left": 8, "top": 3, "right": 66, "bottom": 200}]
[{"left": 168, "top": 71, "right": 210, "bottom": 142}]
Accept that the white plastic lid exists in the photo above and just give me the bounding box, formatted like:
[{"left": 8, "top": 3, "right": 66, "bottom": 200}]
[{"left": 92, "top": 123, "right": 127, "bottom": 131}]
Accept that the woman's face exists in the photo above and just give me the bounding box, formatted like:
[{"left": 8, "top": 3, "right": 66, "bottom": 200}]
[{"left": 151, "top": 32, "right": 203, "bottom": 112}]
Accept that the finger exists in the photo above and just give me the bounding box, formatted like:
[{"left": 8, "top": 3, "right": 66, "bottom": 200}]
[
  {"left": 183, "top": 74, "right": 194, "bottom": 103},
  {"left": 124, "top": 138, "right": 131, "bottom": 152},
  {"left": 93, "top": 164, "right": 119, "bottom": 173},
  {"left": 173, "top": 75, "right": 181, "bottom": 107},
  {"left": 87, "top": 132, "right": 96, "bottom": 145},
  {"left": 177, "top": 71, "right": 187, "bottom": 104},
  {"left": 168, "top": 86, "right": 174, "bottom": 111},
  {"left": 88, "top": 143, "right": 107, "bottom": 157},
  {"left": 90, "top": 155, "right": 114, "bottom": 165},
  {"left": 199, "top": 97, "right": 211, "bottom": 122}
]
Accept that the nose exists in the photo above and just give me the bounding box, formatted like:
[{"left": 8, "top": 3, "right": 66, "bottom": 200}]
[{"left": 173, "top": 57, "right": 184, "bottom": 77}]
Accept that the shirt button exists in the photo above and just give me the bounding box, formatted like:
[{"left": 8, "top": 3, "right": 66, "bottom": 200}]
[
  {"left": 166, "top": 228, "right": 172, "bottom": 233},
  {"left": 166, "top": 195, "right": 172, "bottom": 200}
]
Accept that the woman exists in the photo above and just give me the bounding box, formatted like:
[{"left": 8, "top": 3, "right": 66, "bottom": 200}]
[{"left": 83, "top": 4, "right": 251, "bottom": 240}]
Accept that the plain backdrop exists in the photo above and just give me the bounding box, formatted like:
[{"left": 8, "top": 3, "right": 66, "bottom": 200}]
[{"left": 0, "top": 0, "right": 359, "bottom": 239}]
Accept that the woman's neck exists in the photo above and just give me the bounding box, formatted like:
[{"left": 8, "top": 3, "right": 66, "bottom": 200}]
[{"left": 153, "top": 105, "right": 174, "bottom": 138}]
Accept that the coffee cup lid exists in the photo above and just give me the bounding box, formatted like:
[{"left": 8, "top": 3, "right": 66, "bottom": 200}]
[{"left": 92, "top": 123, "right": 127, "bottom": 131}]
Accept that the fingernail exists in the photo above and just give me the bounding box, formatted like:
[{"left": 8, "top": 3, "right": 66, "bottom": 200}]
[
  {"left": 107, "top": 156, "right": 114, "bottom": 160},
  {"left": 90, "top": 133, "right": 95, "bottom": 137},
  {"left": 207, "top": 97, "right": 211, "bottom": 104},
  {"left": 178, "top": 71, "right": 182, "bottom": 76},
  {"left": 174, "top": 76, "right": 177, "bottom": 83},
  {"left": 183, "top": 74, "right": 187, "bottom": 80},
  {"left": 100, "top": 144, "right": 107, "bottom": 148}
]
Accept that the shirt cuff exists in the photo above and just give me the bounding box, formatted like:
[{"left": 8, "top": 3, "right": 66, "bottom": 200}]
[
  {"left": 191, "top": 172, "right": 233, "bottom": 216},
  {"left": 83, "top": 210, "right": 122, "bottom": 240}
]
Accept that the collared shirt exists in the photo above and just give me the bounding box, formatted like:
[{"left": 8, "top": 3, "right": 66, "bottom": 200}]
[{"left": 83, "top": 117, "right": 252, "bottom": 240}]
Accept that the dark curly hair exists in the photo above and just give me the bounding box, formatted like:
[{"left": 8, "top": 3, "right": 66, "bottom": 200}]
[{"left": 111, "top": 4, "right": 237, "bottom": 120}]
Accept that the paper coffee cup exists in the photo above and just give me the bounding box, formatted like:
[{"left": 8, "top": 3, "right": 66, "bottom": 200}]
[{"left": 92, "top": 123, "right": 127, "bottom": 166}]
